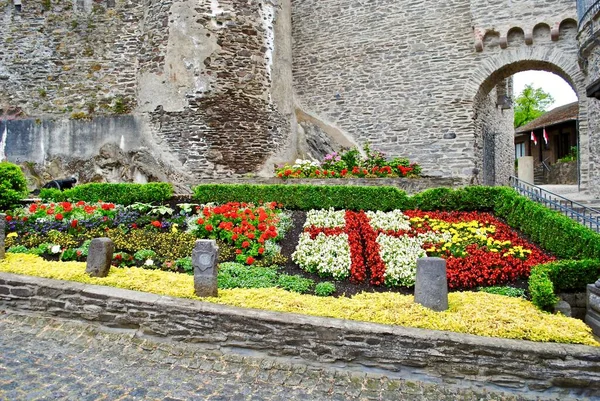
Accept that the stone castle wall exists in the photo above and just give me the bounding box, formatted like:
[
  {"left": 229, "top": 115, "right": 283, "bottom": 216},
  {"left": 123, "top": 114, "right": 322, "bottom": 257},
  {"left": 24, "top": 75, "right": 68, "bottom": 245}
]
[
  {"left": 292, "top": 0, "right": 580, "bottom": 185},
  {"left": 0, "top": 0, "right": 295, "bottom": 179},
  {"left": 1, "top": 0, "right": 594, "bottom": 187},
  {"left": 579, "top": 8, "right": 600, "bottom": 195}
]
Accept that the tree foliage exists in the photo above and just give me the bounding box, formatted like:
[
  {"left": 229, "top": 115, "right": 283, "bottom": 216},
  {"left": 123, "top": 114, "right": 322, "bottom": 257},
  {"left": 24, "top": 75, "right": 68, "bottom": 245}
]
[{"left": 514, "top": 84, "right": 555, "bottom": 128}]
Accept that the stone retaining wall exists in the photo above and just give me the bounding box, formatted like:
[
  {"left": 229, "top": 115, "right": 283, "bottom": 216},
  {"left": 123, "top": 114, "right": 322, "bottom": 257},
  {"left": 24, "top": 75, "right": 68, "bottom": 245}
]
[{"left": 0, "top": 272, "right": 598, "bottom": 398}]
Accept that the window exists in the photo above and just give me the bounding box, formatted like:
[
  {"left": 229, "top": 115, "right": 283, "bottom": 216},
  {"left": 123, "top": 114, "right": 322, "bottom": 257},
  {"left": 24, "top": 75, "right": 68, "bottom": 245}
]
[{"left": 515, "top": 142, "right": 526, "bottom": 159}]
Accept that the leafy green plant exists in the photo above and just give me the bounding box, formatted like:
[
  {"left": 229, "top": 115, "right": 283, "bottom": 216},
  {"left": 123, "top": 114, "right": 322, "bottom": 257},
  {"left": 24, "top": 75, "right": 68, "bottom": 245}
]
[
  {"left": 175, "top": 257, "right": 193, "bottom": 274},
  {"left": 478, "top": 286, "right": 525, "bottom": 298},
  {"left": 134, "top": 249, "right": 157, "bottom": 261},
  {"left": 558, "top": 147, "right": 578, "bottom": 163},
  {"left": 0, "top": 162, "right": 29, "bottom": 211},
  {"left": 314, "top": 281, "right": 336, "bottom": 296},
  {"left": 7, "top": 245, "right": 29, "bottom": 254},
  {"left": 217, "top": 262, "right": 279, "bottom": 289},
  {"left": 277, "top": 274, "right": 314, "bottom": 294}
]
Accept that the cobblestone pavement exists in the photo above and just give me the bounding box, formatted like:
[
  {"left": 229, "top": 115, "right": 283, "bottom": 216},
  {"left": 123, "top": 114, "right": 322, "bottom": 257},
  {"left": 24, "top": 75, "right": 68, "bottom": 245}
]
[{"left": 0, "top": 310, "right": 576, "bottom": 401}]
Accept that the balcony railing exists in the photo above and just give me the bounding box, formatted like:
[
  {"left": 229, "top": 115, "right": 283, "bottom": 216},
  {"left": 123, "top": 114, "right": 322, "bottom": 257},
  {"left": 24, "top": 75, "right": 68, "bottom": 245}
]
[{"left": 578, "top": 0, "right": 600, "bottom": 27}]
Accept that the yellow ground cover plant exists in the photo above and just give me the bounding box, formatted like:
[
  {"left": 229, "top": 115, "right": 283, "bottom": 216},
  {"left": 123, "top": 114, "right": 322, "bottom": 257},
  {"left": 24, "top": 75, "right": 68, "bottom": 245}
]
[{"left": 0, "top": 253, "right": 597, "bottom": 346}]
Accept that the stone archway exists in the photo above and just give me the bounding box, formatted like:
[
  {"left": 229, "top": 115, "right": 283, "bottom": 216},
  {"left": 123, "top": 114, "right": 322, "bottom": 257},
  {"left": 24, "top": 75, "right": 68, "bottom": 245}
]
[{"left": 465, "top": 45, "right": 587, "bottom": 187}]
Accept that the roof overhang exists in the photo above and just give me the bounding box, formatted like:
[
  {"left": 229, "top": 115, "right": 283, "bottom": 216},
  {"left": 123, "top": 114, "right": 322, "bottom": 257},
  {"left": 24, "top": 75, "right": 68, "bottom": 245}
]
[{"left": 587, "top": 77, "right": 600, "bottom": 100}]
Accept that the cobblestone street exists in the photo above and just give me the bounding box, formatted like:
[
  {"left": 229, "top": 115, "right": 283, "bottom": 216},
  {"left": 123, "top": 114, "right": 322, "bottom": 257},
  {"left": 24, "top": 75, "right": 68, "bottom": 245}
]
[{"left": 0, "top": 310, "right": 578, "bottom": 401}]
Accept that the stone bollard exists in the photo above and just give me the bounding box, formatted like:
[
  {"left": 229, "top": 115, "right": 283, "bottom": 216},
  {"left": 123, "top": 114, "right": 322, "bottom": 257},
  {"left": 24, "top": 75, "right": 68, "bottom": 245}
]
[
  {"left": 585, "top": 280, "right": 600, "bottom": 337},
  {"left": 85, "top": 238, "right": 115, "bottom": 278},
  {"left": 0, "top": 213, "right": 5, "bottom": 260},
  {"left": 414, "top": 257, "right": 448, "bottom": 312},
  {"left": 193, "top": 240, "right": 219, "bottom": 297}
]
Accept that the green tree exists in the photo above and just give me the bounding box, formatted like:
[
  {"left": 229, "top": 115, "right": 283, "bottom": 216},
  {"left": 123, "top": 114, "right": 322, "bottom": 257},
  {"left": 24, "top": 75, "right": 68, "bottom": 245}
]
[{"left": 513, "top": 84, "right": 555, "bottom": 128}]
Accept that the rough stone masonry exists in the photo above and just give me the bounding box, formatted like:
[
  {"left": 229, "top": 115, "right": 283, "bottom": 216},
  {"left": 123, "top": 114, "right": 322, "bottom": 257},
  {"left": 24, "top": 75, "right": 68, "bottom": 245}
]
[{"left": 1, "top": 0, "right": 599, "bottom": 192}]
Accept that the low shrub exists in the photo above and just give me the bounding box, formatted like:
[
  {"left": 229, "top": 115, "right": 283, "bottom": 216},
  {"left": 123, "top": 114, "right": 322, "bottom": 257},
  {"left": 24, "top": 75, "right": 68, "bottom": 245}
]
[
  {"left": 40, "top": 182, "right": 173, "bottom": 205},
  {"left": 218, "top": 262, "right": 279, "bottom": 289},
  {"left": 314, "top": 282, "right": 336, "bottom": 296},
  {"left": 529, "top": 260, "right": 600, "bottom": 311},
  {"left": 493, "top": 188, "right": 600, "bottom": 260},
  {"left": 193, "top": 184, "right": 411, "bottom": 211},
  {"left": 0, "top": 162, "right": 28, "bottom": 211},
  {"left": 277, "top": 274, "right": 314, "bottom": 293}
]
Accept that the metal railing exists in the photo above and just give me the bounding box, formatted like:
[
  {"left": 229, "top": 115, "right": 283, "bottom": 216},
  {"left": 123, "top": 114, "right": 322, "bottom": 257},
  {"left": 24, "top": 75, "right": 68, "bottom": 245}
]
[
  {"left": 578, "top": 0, "right": 600, "bottom": 27},
  {"left": 509, "top": 176, "right": 600, "bottom": 232}
]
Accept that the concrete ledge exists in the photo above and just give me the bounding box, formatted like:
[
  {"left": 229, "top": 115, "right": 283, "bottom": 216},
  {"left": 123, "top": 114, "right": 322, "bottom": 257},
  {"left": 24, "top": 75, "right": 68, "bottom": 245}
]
[{"left": 1, "top": 272, "right": 599, "bottom": 397}]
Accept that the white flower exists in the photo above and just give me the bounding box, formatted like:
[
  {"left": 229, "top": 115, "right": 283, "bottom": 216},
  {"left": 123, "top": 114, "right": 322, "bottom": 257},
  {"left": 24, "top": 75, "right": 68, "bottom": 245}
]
[
  {"left": 377, "top": 234, "right": 427, "bottom": 287},
  {"left": 366, "top": 210, "right": 411, "bottom": 231},
  {"left": 292, "top": 232, "right": 351, "bottom": 279},
  {"left": 304, "top": 208, "right": 346, "bottom": 228},
  {"left": 50, "top": 245, "right": 61, "bottom": 254},
  {"left": 144, "top": 259, "right": 154, "bottom": 266}
]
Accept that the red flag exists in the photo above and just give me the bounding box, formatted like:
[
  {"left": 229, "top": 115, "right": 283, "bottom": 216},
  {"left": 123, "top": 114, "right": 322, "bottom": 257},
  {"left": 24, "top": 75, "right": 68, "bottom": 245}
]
[
  {"left": 531, "top": 131, "right": 537, "bottom": 146},
  {"left": 543, "top": 128, "right": 549, "bottom": 145}
]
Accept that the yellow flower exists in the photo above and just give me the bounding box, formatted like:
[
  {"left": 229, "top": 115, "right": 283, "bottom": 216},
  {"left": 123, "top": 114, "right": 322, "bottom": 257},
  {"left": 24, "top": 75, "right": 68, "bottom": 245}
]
[
  {"left": 7, "top": 232, "right": 18, "bottom": 238},
  {"left": 171, "top": 223, "right": 179, "bottom": 233}
]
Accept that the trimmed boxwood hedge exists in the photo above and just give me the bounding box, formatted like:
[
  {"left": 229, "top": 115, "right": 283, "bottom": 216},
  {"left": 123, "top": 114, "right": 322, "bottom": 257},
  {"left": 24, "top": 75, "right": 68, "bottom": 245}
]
[
  {"left": 193, "top": 183, "right": 600, "bottom": 310},
  {"left": 40, "top": 182, "right": 173, "bottom": 205},
  {"left": 529, "top": 260, "right": 600, "bottom": 311}
]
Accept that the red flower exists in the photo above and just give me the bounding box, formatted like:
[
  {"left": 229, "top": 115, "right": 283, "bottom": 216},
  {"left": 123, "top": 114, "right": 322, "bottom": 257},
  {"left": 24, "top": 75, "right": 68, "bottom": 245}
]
[
  {"left": 197, "top": 218, "right": 204, "bottom": 225},
  {"left": 5, "top": 215, "right": 12, "bottom": 221},
  {"left": 115, "top": 254, "right": 122, "bottom": 260},
  {"left": 46, "top": 209, "right": 55, "bottom": 215},
  {"left": 246, "top": 256, "right": 255, "bottom": 265},
  {"left": 258, "top": 247, "right": 265, "bottom": 255},
  {"left": 55, "top": 213, "right": 64, "bottom": 221},
  {"left": 151, "top": 220, "right": 161, "bottom": 228},
  {"left": 29, "top": 204, "right": 37, "bottom": 213},
  {"left": 242, "top": 241, "right": 250, "bottom": 248},
  {"left": 235, "top": 249, "right": 242, "bottom": 254},
  {"left": 247, "top": 232, "right": 255, "bottom": 239},
  {"left": 70, "top": 219, "right": 78, "bottom": 228},
  {"left": 205, "top": 224, "right": 214, "bottom": 231},
  {"left": 76, "top": 201, "right": 85, "bottom": 207},
  {"left": 232, "top": 234, "right": 238, "bottom": 240}
]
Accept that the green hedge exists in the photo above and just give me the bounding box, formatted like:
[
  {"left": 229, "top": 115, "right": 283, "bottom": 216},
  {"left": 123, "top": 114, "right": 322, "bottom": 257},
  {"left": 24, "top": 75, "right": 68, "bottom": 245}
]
[
  {"left": 529, "top": 260, "right": 600, "bottom": 311},
  {"left": 40, "top": 182, "right": 173, "bottom": 205},
  {"left": 0, "top": 162, "right": 29, "bottom": 211},
  {"left": 193, "top": 184, "right": 412, "bottom": 211}
]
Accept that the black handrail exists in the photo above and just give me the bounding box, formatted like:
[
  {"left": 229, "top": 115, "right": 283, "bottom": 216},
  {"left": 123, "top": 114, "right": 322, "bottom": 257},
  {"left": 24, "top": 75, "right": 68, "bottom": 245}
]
[
  {"left": 509, "top": 176, "right": 600, "bottom": 233},
  {"left": 578, "top": 0, "right": 600, "bottom": 27}
]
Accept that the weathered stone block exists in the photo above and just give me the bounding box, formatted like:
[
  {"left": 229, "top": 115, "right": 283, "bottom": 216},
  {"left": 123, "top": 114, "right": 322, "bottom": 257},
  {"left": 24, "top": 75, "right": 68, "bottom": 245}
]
[
  {"left": 414, "top": 257, "right": 448, "bottom": 312},
  {"left": 554, "top": 300, "right": 572, "bottom": 317},
  {"left": 193, "top": 240, "right": 218, "bottom": 297},
  {"left": 587, "top": 284, "right": 600, "bottom": 336},
  {"left": 85, "top": 238, "right": 114, "bottom": 278},
  {"left": 0, "top": 213, "right": 5, "bottom": 260}
]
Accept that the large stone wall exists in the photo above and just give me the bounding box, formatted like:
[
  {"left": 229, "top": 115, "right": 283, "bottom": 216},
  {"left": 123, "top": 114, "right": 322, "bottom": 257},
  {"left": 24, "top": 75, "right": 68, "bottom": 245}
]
[
  {"left": 1, "top": 0, "right": 591, "bottom": 186},
  {"left": 1, "top": 0, "right": 295, "bottom": 179},
  {"left": 292, "top": 0, "right": 582, "bottom": 185},
  {"left": 0, "top": 272, "right": 599, "bottom": 397},
  {"left": 579, "top": 8, "right": 600, "bottom": 196}
]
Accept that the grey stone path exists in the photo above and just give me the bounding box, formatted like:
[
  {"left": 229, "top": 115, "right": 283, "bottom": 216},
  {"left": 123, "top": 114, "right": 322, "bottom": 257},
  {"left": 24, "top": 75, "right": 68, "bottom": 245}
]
[{"left": 0, "top": 310, "right": 575, "bottom": 401}]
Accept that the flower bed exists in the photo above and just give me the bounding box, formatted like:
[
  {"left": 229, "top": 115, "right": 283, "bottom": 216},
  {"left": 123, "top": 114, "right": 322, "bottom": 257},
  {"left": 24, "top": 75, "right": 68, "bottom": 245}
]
[
  {"left": 293, "top": 209, "right": 554, "bottom": 289},
  {"left": 275, "top": 144, "right": 422, "bottom": 179},
  {"left": 5, "top": 200, "right": 291, "bottom": 270}
]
